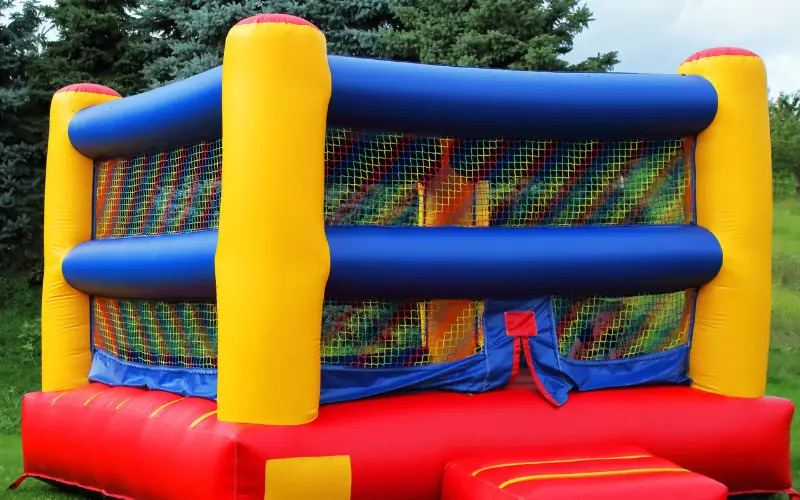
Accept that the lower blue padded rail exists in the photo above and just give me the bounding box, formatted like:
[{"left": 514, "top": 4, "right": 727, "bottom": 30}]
[{"left": 63, "top": 225, "right": 722, "bottom": 301}]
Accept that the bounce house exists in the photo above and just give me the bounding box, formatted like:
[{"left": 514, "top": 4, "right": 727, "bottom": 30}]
[{"left": 11, "top": 13, "right": 796, "bottom": 500}]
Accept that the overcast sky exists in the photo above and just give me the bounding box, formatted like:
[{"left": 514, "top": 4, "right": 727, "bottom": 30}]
[{"left": 566, "top": 0, "right": 800, "bottom": 98}]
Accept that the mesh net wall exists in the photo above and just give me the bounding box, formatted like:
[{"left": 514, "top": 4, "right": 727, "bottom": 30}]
[
  {"left": 94, "top": 139, "right": 222, "bottom": 239},
  {"left": 322, "top": 300, "right": 485, "bottom": 367},
  {"left": 91, "top": 130, "right": 693, "bottom": 371},
  {"left": 553, "top": 290, "right": 695, "bottom": 361},
  {"left": 324, "top": 130, "right": 689, "bottom": 227},
  {"left": 323, "top": 128, "right": 693, "bottom": 368},
  {"left": 91, "top": 139, "right": 221, "bottom": 367},
  {"left": 93, "top": 297, "right": 218, "bottom": 369}
]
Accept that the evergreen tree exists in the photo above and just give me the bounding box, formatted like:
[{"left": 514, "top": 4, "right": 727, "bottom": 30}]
[
  {"left": 384, "top": 0, "right": 619, "bottom": 71},
  {"left": 0, "top": 0, "right": 45, "bottom": 278},
  {"left": 136, "top": 0, "right": 402, "bottom": 88},
  {"left": 33, "top": 0, "right": 146, "bottom": 96}
]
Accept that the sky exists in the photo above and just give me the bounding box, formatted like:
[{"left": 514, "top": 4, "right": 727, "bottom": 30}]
[{"left": 565, "top": 0, "right": 800, "bottom": 98}]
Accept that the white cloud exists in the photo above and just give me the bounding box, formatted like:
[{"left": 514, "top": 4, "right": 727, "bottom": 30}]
[{"left": 567, "top": 0, "right": 800, "bottom": 98}]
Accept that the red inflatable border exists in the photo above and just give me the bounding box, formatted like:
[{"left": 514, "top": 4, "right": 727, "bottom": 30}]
[{"left": 16, "top": 382, "right": 795, "bottom": 499}]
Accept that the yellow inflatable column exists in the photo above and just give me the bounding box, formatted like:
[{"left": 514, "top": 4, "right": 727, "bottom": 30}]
[
  {"left": 42, "top": 83, "right": 121, "bottom": 392},
  {"left": 678, "top": 48, "right": 772, "bottom": 397},
  {"left": 217, "top": 14, "right": 332, "bottom": 425}
]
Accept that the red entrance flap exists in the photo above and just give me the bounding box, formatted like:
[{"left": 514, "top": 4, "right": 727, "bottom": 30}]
[{"left": 504, "top": 311, "right": 537, "bottom": 337}]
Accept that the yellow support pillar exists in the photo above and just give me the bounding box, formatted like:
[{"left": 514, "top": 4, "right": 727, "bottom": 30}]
[
  {"left": 678, "top": 48, "right": 772, "bottom": 397},
  {"left": 216, "top": 14, "right": 332, "bottom": 425},
  {"left": 41, "top": 83, "right": 121, "bottom": 392}
]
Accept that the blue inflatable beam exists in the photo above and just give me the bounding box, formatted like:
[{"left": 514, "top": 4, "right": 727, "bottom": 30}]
[
  {"left": 63, "top": 226, "right": 721, "bottom": 301},
  {"left": 68, "top": 67, "right": 223, "bottom": 159},
  {"left": 64, "top": 230, "right": 217, "bottom": 300},
  {"left": 68, "top": 56, "right": 718, "bottom": 159}
]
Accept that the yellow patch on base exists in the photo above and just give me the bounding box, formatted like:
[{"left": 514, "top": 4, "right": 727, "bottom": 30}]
[{"left": 264, "top": 455, "right": 351, "bottom": 500}]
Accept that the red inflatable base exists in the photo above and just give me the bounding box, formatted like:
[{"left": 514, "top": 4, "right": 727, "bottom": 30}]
[
  {"left": 18, "top": 383, "right": 795, "bottom": 500},
  {"left": 442, "top": 445, "right": 730, "bottom": 500}
]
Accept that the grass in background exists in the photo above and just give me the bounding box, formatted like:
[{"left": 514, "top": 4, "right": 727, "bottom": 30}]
[
  {"left": 1, "top": 201, "right": 800, "bottom": 498},
  {"left": 768, "top": 198, "right": 800, "bottom": 485}
]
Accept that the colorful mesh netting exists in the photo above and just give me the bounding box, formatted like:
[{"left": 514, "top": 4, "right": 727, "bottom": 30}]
[
  {"left": 91, "top": 130, "right": 693, "bottom": 371},
  {"left": 322, "top": 300, "right": 484, "bottom": 367},
  {"left": 323, "top": 129, "right": 693, "bottom": 367},
  {"left": 93, "top": 297, "right": 218, "bottom": 369},
  {"left": 324, "top": 129, "right": 689, "bottom": 227},
  {"left": 94, "top": 139, "right": 222, "bottom": 239},
  {"left": 553, "top": 291, "right": 695, "bottom": 361}
]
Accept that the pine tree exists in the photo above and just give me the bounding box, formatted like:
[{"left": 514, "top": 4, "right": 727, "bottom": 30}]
[
  {"left": 136, "top": 0, "right": 402, "bottom": 88},
  {"left": 0, "top": 0, "right": 45, "bottom": 278},
  {"left": 384, "top": 0, "right": 619, "bottom": 71},
  {"left": 33, "top": 0, "right": 146, "bottom": 96}
]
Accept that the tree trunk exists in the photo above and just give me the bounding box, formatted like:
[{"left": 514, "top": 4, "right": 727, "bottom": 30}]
[{"left": 794, "top": 165, "right": 800, "bottom": 198}]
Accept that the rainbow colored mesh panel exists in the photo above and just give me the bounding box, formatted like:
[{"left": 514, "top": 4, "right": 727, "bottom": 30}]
[
  {"left": 94, "top": 139, "right": 222, "bottom": 239},
  {"left": 323, "top": 128, "right": 693, "bottom": 367},
  {"left": 92, "top": 140, "right": 221, "bottom": 367},
  {"left": 91, "top": 130, "right": 694, "bottom": 371},
  {"left": 554, "top": 291, "right": 695, "bottom": 361},
  {"left": 93, "top": 297, "right": 218, "bottom": 369}
]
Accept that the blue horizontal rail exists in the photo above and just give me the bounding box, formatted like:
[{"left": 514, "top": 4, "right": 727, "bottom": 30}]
[
  {"left": 63, "top": 225, "right": 721, "bottom": 301},
  {"left": 68, "top": 55, "right": 717, "bottom": 159}
]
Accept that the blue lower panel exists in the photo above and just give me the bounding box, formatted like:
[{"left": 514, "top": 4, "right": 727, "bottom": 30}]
[
  {"left": 64, "top": 225, "right": 722, "bottom": 300},
  {"left": 527, "top": 299, "right": 691, "bottom": 405},
  {"left": 89, "top": 339, "right": 513, "bottom": 403},
  {"left": 88, "top": 349, "right": 218, "bottom": 399}
]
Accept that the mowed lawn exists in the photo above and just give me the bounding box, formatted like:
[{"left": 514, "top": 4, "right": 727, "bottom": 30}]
[{"left": 1, "top": 201, "right": 800, "bottom": 499}]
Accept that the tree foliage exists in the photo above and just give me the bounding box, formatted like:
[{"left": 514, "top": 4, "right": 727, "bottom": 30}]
[
  {"left": 33, "top": 0, "right": 146, "bottom": 95},
  {"left": 383, "top": 0, "right": 618, "bottom": 71},
  {"left": 770, "top": 91, "right": 800, "bottom": 197},
  {"left": 137, "top": 0, "right": 402, "bottom": 88},
  {"left": 0, "top": 0, "right": 44, "bottom": 279}
]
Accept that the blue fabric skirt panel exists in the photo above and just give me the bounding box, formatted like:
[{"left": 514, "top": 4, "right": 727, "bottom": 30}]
[
  {"left": 527, "top": 297, "right": 692, "bottom": 405},
  {"left": 88, "top": 349, "right": 218, "bottom": 399}
]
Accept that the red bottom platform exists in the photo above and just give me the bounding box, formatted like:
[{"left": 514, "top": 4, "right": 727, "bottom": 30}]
[
  {"left": 15, "top": 382, "right": 796, "bottom": 499},
  {"left": 443, "top": 445, "right": 729, "bottom": 499}
]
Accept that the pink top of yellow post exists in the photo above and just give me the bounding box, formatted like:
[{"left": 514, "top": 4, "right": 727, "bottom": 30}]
[
  {"left": 56, "top": 83, "right": 122, "bottom": 97},
  {"left": 682, "top": 47, "right": 758, "bottom": 63},
  {"left": 235, "top": 13, "right": 320, "bottom": 28}
]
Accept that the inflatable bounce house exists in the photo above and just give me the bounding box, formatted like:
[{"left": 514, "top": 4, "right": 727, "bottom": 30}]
[{"left": 11, "top": 13, "right": 796, "bottom": 500}]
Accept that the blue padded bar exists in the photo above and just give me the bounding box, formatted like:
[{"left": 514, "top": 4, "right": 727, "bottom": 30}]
[
  {"left": 63, "top": 225, "right": 721, "bottom": 301},
  {"left": 68, "top": 56, "right": 718, "bottom": 159},
  {"left": 326, "top": 225, "right": 720, "bottom": 299},
  {"left": 63, "top": 231, "right": 217, "bottom": 300},
  {"left": 325, "top": 56, "right": 717, "bottom": 140},
  {"left": 68, "top": 67, "right": 223, "bottom": 159}
]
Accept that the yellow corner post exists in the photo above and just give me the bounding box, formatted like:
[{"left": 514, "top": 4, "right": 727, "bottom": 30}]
[
  {"left": 678, "top": 48, "right": 772, "bottom": 397},
  {"left": 217, "top": 14, "right": 332, "bottom": 425},
  {"left": 42, "top": 83, "right": 121, "bottom": 392}
]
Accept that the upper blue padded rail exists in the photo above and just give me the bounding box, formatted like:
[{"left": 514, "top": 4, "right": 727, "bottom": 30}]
[
  {"left": 68, "top": 55, "right": 718, "bottom": 159},
  {"left": 63, "top": 225, "right": 722, "bottom": 301}
]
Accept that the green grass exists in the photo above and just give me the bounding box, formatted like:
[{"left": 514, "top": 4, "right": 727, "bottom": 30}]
[{"left": 2, "top": 201, "right": 800, "bottom": 498}]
